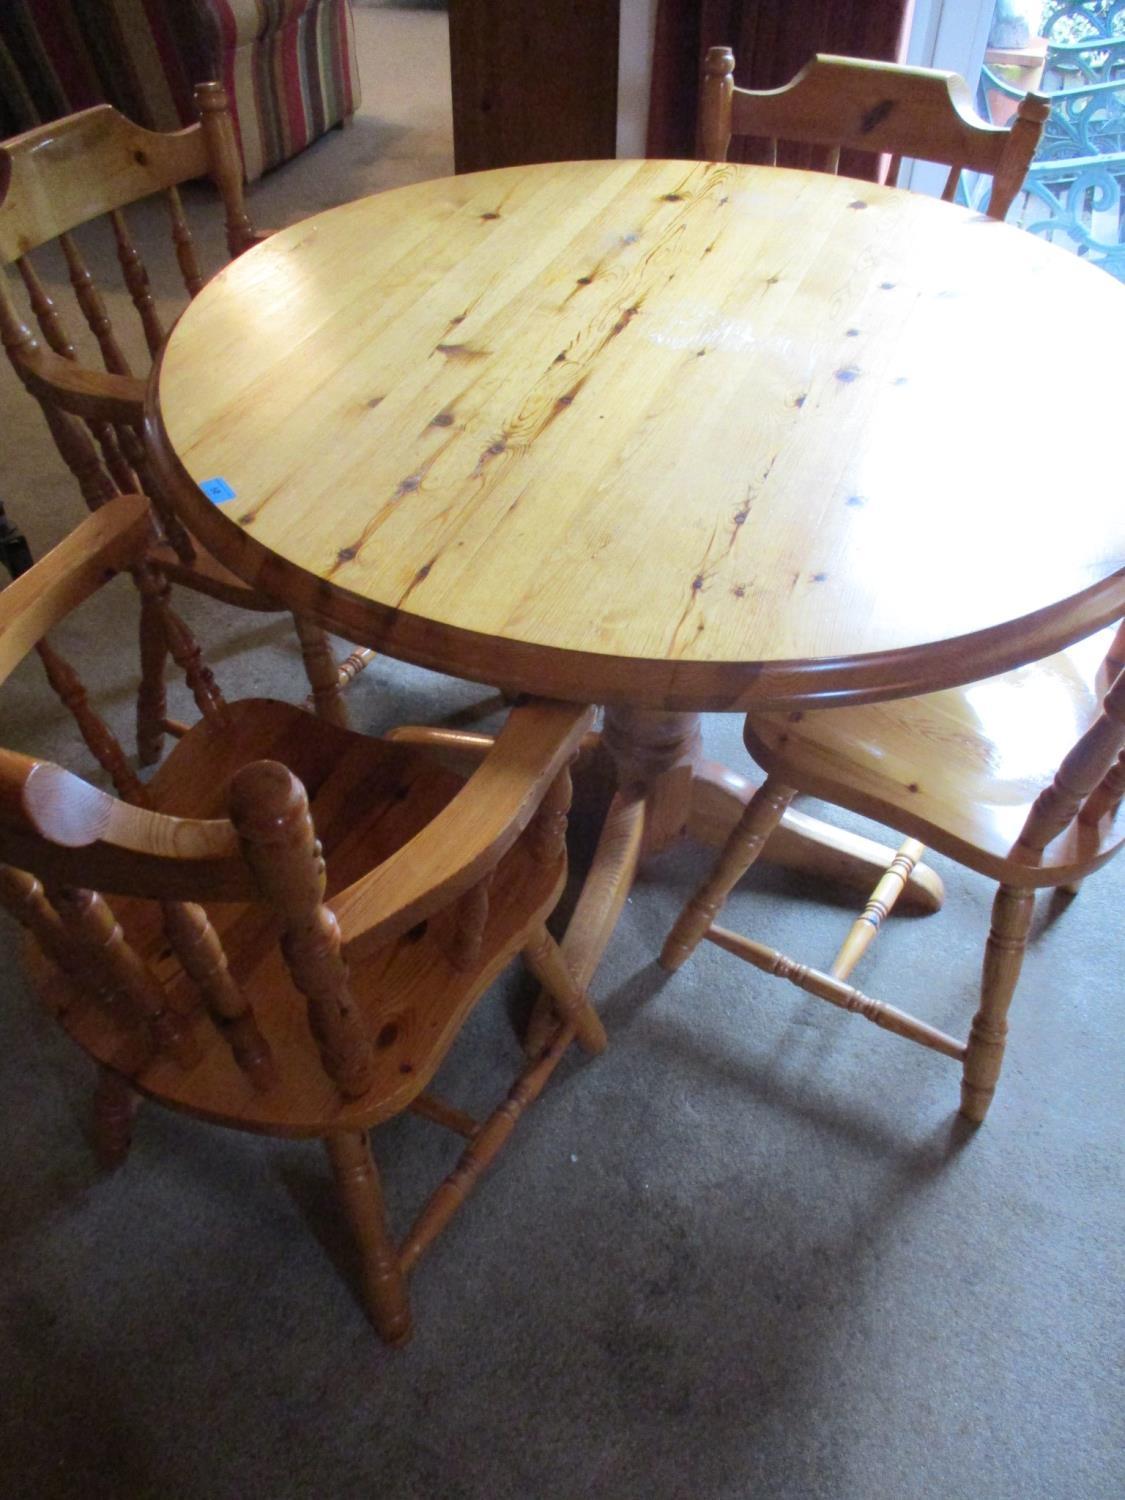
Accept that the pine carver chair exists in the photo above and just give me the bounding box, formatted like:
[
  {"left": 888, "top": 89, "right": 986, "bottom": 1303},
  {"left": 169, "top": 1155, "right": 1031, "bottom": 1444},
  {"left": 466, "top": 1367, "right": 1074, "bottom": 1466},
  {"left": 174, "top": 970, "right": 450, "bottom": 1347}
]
[
  {"left": 699, "top": 48, "right": 1050, "bottom": 219},
  {"left": 660, "top": 622, "right": 1125, "bottom": 1125},
  {"left": 0, "top": 84, "right": 373, "bottom": 765},
  {"left": 0, "top": 494, "right": 605, "bottom": 1345}
]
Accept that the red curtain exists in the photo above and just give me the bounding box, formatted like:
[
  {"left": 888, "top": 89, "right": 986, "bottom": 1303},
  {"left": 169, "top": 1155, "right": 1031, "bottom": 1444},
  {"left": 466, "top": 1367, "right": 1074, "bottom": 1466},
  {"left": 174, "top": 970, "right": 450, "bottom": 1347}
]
[{"left": 647, "top": 0, "right": 915, "bottom": 173}]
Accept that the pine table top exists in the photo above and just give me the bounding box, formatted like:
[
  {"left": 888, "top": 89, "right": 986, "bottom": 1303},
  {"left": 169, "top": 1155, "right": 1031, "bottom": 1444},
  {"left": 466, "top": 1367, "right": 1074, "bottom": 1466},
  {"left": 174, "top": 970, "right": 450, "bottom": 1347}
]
[{"left": 147, "top": 158, "right": 1125, "bottom": 710}]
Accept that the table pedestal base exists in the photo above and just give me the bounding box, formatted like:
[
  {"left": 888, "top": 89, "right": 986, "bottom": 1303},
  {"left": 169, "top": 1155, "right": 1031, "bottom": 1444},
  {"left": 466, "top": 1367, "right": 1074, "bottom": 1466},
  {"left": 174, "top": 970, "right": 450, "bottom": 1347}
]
[{"left": 526, "top": 706, "right": 944, "bottom": 1052}]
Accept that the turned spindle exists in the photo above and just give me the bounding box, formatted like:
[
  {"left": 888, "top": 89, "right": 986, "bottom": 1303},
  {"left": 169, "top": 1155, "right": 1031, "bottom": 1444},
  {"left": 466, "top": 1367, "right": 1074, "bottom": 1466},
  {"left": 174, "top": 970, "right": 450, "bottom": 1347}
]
[
  {"left": 447, "top": 872, "right": 492, "bottom": 972},
  {"left": 1104, "top": 619, "right": 1125, "bottom": 679},
  {"left": 159, "top": 902, "right": 276, "bottom": 1090},
  {"left": 1015, "top": 669, "right": 1125, "bottom": 859},
  {"left": 1081, "top": 751, "right": 1125, "bottom": 827},
  {"left": 164, "top": 186, "right": 205, "bottom": 296},
  {"left": 42, "top": 404, "right": 118, "bottom": 512},
  {"left": 15, "top": 251, "right": 139, "bottom": 499},
  {"left": 526, "top": 765, "right": 573, "bottom": 864},
  {"left": 35, "top": 641, "right": 148, "bottom": 803},
  {"left": 110, "top": 208, "right": 164, "bottom": 356},
  {"left": 134, "top": 561, "right": 229, "bottom": 728},
  {"left": 706, "top": 924, "right": 965, "bottom": 1061},
  {"left": 135, "top": 584, "right": 169, "bottom": 767},
  {"left": 336, "top": 646, "right": 376, "bottom": 693},
  {"left": 17, "top": 254, "right": 77, "bottom": 359},
  {"left": 47, "top": 885, "right": 198, "bottom": 1066},
  {"left": 195, "top": 82, "right": 257, "bottom": 257},
  {"left": 229, "top": 761, "right": 375, "bottom": 1097},
  {"left": 58, "top": 234, "right": 133, "bottom": 374},
  {"left": 31, "top": 627, "right": 268, "bottom": 1085},
  {"left": 294, "top": 614, "right": 349, "bottom": 727},
  {"left": 830, "top": 837, "right": 926, "bottom": 981},
  {"left": 0, "top": 865, "right": 84, "bottom": 1002}
]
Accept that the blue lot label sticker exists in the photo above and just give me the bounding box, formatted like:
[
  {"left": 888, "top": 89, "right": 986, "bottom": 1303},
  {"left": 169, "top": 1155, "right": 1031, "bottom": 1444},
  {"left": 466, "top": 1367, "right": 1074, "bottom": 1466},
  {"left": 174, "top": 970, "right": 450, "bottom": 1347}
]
[{"left": 201, "top": 476, "right": 237, "bottom": 504}]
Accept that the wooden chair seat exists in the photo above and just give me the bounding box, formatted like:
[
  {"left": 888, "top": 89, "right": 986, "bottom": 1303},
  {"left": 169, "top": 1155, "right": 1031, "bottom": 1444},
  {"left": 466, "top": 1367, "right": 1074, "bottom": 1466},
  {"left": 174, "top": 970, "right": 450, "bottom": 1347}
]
[
  {"left": 744, "top": 630, "right": 1125, "bottom": 886},
  {"left": 30, "top": 698, "right": 563, "bottom": 1135}
]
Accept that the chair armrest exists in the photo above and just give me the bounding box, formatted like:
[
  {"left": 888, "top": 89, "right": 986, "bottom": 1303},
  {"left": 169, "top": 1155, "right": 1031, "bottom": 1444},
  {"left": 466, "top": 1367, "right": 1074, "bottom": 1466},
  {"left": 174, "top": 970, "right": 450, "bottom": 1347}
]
[
  {"left": 0, "top": 750, "right": 250, "bottom": 900},
  {"left": 14, "top": 343, "right": 145, "bottom": 424},
  {"left": 0, "top": 496, "right": 152, "bottom": 685},
  {"left": 333, "top": 700, "right": 595, "bottom": 958}
]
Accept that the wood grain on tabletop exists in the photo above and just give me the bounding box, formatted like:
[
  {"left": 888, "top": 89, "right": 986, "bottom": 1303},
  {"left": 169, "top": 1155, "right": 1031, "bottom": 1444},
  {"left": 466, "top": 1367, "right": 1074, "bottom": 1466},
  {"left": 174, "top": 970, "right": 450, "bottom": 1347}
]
[{"left": 151, "top": 158, "right": 1125, "bottom": 710}]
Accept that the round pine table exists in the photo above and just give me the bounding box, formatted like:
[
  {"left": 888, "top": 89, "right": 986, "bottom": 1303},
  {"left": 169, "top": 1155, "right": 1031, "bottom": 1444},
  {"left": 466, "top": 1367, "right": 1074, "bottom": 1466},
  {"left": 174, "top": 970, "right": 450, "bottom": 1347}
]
[{"left": 146, "top": 157, "right": 1125, "bottom": 1001}]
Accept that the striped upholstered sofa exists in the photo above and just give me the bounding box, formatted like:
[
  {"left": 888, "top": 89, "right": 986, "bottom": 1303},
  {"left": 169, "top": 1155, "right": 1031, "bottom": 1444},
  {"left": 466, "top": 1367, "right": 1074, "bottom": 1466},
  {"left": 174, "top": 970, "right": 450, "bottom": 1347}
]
[{"left": 0, "top": 0, "right": 361, "bottom": 180}]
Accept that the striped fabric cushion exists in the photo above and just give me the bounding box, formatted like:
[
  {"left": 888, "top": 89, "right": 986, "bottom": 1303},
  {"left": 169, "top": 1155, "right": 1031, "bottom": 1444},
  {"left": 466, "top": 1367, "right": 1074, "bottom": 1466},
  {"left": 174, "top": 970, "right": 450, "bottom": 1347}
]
[
  {"left": 0, "top": 0, "right": 361, "bottom": 180},
  {"left": 198, "top": 1, "right": 362, "bottom": 180}
]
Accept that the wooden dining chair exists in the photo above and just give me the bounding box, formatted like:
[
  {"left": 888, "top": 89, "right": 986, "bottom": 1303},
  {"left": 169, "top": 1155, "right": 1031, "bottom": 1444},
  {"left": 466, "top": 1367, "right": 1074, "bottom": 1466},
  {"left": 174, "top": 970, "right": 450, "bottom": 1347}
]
[
  {"left": 699, "top": 49, "right": 1050, "bottom": 219},
  {"left": 0, "top": 494, "right": 605, "bottom": 1345},
  {"left": 661, "top": 622, "right": 1125, "bottom": 1124},
  {"left": 0, "top": 84, "right": 373, "bottom": 763}
]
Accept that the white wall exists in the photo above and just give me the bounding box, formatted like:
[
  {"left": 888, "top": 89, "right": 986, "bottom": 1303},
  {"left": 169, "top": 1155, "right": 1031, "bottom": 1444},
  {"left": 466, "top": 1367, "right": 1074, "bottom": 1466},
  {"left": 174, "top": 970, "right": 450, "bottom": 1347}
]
[{"left": 617, "top": 0, "right": 659, "bottom": 156}]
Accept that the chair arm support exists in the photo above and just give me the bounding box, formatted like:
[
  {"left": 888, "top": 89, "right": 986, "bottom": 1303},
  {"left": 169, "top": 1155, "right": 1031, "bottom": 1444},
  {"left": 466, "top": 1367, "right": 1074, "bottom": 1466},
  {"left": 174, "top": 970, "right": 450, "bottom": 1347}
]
[
  {"left": 15, "top": 343, "right": 146, "bottom": 424},
  {"left": 0, "top": 496, "right": 152, "bottom": 684},
  {"left": 0, "top": 750, "right": 249, "bottom": 900},
  {"left": 333, "top": 701, "right": 595, "bottom": 958}
]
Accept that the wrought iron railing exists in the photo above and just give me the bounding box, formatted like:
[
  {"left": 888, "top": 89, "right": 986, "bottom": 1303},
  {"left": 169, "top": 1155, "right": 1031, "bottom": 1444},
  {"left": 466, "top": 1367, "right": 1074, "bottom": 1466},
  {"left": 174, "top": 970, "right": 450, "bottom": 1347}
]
[{"left": 976, "top": 1, "right": 1125, "bottom": 279}]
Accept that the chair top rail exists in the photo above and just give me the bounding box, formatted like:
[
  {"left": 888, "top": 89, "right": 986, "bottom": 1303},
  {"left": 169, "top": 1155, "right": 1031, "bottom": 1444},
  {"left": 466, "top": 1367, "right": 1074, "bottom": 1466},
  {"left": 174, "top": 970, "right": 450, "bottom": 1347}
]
[
  {"left": 0, "top": 102, "right": 211, "bottom": 264},
  {"left": 726, "top": 53, "right": 1029, "bottom": 175}
]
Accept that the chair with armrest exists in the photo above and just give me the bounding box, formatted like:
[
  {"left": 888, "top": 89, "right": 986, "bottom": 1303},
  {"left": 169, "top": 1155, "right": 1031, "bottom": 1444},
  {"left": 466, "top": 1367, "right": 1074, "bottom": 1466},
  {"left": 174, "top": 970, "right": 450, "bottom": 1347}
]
[
  {"left": 0, "top": 84, "right": 374, "bottom": 764},
  {"left": 0, "top": 494, "right": 605, "bottom": 1345},
  {"left": 660, "top": 618, "right": 1125, "bottom": 1124},
  {"left": 700, "top": 48, "right": 1049, "bottom": 219}
]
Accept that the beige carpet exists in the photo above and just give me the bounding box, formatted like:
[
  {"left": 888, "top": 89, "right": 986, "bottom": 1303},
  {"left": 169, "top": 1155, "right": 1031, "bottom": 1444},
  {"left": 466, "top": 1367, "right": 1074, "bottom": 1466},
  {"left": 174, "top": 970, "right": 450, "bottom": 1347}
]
[{"left": 1, "top": 9, "right": 1123, "bottom": 1500}]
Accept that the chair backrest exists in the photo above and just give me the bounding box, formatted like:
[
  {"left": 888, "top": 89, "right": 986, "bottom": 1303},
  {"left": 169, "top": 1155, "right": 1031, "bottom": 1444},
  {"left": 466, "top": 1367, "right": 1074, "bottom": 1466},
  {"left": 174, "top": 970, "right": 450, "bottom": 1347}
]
[
  {"left": 0, "top": 496, "right": 592, "bottom": 1101},
  {"left": 699, "top": 49, "right": 1050, "bottom": 220},
  {"left": 0, "top": 84, "right": 257, "bottom": 541}
]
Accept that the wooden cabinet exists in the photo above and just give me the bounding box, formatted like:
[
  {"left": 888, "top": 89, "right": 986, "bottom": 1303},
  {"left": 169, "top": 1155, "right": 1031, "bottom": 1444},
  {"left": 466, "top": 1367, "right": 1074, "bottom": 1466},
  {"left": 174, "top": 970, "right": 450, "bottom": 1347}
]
[{"left": 448, "top": 0, "right": 620, "bottom": 172}]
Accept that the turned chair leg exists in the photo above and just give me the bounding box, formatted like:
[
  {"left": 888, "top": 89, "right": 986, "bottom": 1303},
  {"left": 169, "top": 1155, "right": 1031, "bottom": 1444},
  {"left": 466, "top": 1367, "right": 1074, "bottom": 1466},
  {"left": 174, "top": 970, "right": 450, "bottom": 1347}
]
[
  {"left": 960, "top": 883, "right": 1035, "bottom": 1125},
  {"left": 324, "top": 1131, "right": 412, "bottom": 1346},
  {"left": 521, "top": 923, "right": 607, "bottom": 1055},
  {"left": 661, "top": 776, "right": 797, "bottom": 972},
  {"left": 294, "top": 614, "right": 349, "bottom": 728},
  {"left": 92, "top": 1065, "right": 137, "bottom": 1168}
]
